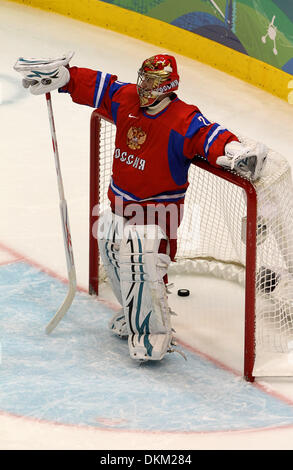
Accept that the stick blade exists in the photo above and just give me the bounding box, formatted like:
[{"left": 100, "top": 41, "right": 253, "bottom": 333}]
[{"left": 45, "top": 270, "right": 76, "bottom": 334}]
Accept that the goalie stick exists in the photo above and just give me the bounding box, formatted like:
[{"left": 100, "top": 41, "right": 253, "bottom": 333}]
[{"left": 45, "top": 92, "right": 77, "bottom": 334}]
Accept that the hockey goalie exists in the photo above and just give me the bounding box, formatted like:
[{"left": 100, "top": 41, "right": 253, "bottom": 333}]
[{"left": 14, "top": 52, "right": 268, "bottom": 362}]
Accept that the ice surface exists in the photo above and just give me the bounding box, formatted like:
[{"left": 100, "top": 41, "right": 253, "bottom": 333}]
[{"left": 1, "top": 0, "right": 293, "bottom": 450}]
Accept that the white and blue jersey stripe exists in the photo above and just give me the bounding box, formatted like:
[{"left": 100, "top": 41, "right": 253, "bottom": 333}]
[
  {"left": 110, "top": 178, "right": 186, "bottom": 203},
  {"left": 93, "top": 72, "right": 112, "bottom": 108}
]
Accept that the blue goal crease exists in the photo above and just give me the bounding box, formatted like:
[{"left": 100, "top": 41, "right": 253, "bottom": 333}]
[{"left": 0, "top": 261, "right": 293, "bottom": 432}]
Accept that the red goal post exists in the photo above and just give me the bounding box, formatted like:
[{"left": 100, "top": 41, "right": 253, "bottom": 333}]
[{"left": 89, "top": 109, "right": 293, "bottom": 382}]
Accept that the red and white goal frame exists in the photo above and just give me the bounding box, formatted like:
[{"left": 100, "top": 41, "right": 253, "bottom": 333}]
[{"left": 89, "top": 110, "right": 293, "bottom": 382}]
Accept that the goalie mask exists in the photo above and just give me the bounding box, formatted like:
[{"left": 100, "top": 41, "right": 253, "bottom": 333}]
[{"left": 137, "top": 54, "right": 179, "bottom": 107}]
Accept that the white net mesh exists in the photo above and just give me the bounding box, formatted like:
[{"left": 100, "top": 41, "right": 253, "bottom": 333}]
[{"left": 92, "top": 114, "right": 293, "bottom": 377}]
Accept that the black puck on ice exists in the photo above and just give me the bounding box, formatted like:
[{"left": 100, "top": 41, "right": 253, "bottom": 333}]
[{"left": 177, "top": 289, "right": 190, "bottom": 297}]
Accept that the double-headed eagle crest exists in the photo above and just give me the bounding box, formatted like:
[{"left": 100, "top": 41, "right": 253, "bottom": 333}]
[{"left": 127, "top": 126, "right": 147, "bottom": 150}]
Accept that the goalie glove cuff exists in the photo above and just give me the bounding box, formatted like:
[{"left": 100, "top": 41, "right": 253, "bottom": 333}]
[
  {"left": 14, "top": 52, "right": 74, "bottom": 71},
  {"left": 217, "top": 140, "right": 268, "bottom": 181}
]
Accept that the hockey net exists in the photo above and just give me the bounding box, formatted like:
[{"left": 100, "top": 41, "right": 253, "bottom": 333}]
[{"left": 89, "top": 110, "right": 293, "bottom": 381}]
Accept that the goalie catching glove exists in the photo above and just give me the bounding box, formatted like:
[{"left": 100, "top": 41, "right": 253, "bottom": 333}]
[
  {"left": 13, "top": 51, "right": 74, "bottom": 95},
  {"left": 217, "top": 140, "right": 268, "bottom": 181}
]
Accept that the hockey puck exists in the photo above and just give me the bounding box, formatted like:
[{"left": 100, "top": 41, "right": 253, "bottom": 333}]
[{"left": 177, "top": 289, "right": 190, "bottom": 297}]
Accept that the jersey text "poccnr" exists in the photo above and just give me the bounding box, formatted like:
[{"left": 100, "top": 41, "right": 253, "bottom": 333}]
[{"left": 114, "top": 148, "right": 146, "bottom": 171}]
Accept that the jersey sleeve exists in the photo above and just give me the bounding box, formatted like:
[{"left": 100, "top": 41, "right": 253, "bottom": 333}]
[
  {"left": 59, "top": 66, "right": 128, "bottom": 121},
  {"left": 183, "top": 110, "right": 239, "bottom": 167}
]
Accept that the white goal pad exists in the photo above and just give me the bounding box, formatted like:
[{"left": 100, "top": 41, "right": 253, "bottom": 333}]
[
  {"left": 97, "top": 210, "right": 125, "bottom": 305},
  {"left": 119, "top": 224, "right": 172, "bottom": 361}
]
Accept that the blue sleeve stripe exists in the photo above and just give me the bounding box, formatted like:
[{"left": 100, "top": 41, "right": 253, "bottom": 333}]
[
  {"left": 93, "top": 71, "right": 112, "bottom": 108},
  {"left": 168, "top": 130, "right": 191, "bottom": 186},
  {"left": 111, "top": 101, "right": 120, "bottom": 124},
  {"left": 108, "top": 80, "right": 129, "bottom": 99},
  {"left": 185, "top": 113, "right": 211, "bottom": 138},
  {"left": 204, "top": 124, "right": 227, "bottom": 157}
]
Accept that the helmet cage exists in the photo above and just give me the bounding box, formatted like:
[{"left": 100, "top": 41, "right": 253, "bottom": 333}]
[{"left": 136, "top": 54, "right": 179, "bottom": 107}]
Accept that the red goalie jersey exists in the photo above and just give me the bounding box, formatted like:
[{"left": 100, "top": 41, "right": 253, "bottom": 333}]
[
  {"left": 61, "top": 66, "right": 238, "bottom": 258},
  {"left": 61, "top": 66, "right": 238, "bottom": 206}
]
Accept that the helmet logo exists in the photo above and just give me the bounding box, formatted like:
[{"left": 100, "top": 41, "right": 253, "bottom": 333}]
[
  {"left": 137, "top": 54, "right": 179, "bottom": 107},
  {"left": 127, "top": 126, "right": 147, "bottom": 150}
]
